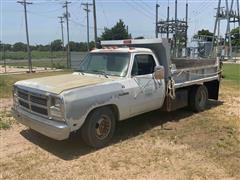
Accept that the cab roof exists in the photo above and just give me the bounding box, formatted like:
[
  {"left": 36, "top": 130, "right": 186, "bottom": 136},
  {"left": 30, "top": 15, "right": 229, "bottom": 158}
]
[{"left": 91, "top": 47, "right": 152, "bottom": 53}]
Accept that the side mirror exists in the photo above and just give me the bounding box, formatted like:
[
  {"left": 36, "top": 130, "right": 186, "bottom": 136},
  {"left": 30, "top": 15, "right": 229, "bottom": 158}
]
[{"left": 153, "top": 66, "right": 164, "bottom": 80}]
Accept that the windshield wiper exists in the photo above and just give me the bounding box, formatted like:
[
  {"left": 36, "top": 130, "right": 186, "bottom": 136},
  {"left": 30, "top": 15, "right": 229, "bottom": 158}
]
[{"left": 92, "top": 70, "right": 109, "bottom": 78}]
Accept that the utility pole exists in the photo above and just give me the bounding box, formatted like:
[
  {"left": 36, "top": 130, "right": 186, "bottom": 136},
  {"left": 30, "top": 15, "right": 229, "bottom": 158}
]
[
  {"left": 237, "top": 0, "right": 240, "bottom": 27},
  {"left": 17, "top": 0, "right": 33, "bottom": 73},
  {"left": 82, "top": 3, "right": 93, "bottom": 51},
  {"left": 167, "top": 3, "right": 170, "bottom": 39},
  {"left": 58, "top": 16, "right": 65, "bottom": 51},
  {"left": 175, "top": 0, "right": 178, "bottom": 26},
  {"left": 185, "top": 0, "right": 188, "bottom": 48},
  {"left": 92, "top": 0, "right": 98, "bottom": 47},
  {"left": 174, "top": 0, "right": 178, "bottom": 57},
  {"left": 155, "top": 4, "right": 160, "bottom": 38},
  {"left": 63, "top": 1, "right": 71, "bottom": 68}
]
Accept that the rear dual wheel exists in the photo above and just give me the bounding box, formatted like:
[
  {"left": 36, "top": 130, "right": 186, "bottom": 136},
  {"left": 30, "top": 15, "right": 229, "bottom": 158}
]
[{"left": 189, "top": 85, "right": 208, "bottom": 112}]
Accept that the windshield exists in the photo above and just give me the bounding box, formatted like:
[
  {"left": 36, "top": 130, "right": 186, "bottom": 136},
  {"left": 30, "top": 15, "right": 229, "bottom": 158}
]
[{"left": 77, "top": 53, "right": 130, "bottom": 77}]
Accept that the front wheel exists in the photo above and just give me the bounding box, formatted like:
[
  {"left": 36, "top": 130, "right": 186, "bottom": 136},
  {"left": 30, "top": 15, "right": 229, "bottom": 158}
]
[
  {"left": 80, "top": 107, "right": 116, "bottom": 148},
  {"left": 189, "top": 85, "right": 208, "bottom": 112}
]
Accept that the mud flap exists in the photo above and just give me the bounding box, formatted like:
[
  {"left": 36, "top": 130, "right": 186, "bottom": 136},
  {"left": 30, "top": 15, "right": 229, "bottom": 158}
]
[
  {"left": 162, "top": 89, "right": 189, "bottom": 112},
  {"left": 204, "top": 80, "right": 220, "bottom": 100}
]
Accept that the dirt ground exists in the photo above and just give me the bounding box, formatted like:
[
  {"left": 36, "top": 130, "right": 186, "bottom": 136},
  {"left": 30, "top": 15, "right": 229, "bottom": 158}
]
[{"left": 0, "top": 81, "right": 239, "bottom": 180}]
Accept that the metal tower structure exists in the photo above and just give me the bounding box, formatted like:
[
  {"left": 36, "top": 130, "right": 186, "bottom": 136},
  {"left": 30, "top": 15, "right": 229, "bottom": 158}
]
[
  {"left": 156, "top": 0, "right": 189, "bottom": 57},
  {"left": 211, "top": 0, "right": 240, "bottom": 59}
]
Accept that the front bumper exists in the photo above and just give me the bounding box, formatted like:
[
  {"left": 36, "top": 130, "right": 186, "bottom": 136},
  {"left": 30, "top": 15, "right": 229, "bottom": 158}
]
[{"left": 12, "top": 107, "right": 70, "bottom": 140}]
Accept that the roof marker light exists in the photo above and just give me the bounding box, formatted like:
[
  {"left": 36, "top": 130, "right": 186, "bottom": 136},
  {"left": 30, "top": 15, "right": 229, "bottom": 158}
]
[{"left": 123, "top": 39, "right": 132, "bottom": 45}]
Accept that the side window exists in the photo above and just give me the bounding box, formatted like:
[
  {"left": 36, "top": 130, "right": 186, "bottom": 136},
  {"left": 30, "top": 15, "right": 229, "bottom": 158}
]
[{"left": 131, "top": 54, "right": 156, "bottom": 76}]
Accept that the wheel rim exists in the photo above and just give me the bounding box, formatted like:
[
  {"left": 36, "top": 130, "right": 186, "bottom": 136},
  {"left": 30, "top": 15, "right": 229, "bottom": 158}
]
[
  {"left": 95, "top": 115, "right": 111, "bottom": 140},
  {"left": 198, "top": 90, "right": 207, "bottom": 108}
]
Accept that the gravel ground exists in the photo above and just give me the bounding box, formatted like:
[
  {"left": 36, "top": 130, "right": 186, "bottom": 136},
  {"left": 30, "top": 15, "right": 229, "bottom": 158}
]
[{"left": 0, "top": 81, "right": 239, "bottom": 179}]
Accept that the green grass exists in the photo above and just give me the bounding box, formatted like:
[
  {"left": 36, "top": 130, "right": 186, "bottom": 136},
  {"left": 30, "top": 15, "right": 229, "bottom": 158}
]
[
  {"left": 0, "top": 51, "right": 66, "bottom": 60},
  {"left": 0, "top": 121, "right": 11, "bottom": 130},
  {"left": 222, "top": 63, "right": 240, "bottom": 83},
  {"left": 0, "top": 51, "right": 87, "bottom": 68},
  {"left": 1, "top": 59, "right": 67, "bottom": 68},
  {"left": 0, "top": 111, "right": 13, "bottom": 130},
  {"left": 0, "top": 71, "right": 71, "bottom": 98}
]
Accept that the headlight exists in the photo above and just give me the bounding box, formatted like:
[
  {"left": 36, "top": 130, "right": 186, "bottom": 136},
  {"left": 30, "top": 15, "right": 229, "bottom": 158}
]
[
  {"left": 12, "top": 85, "right": 17, "bottom": 97},
  {"left": 12, "top": 86, "right": 18, "bottom": 104},
  {"left": 49, "top": 96, "right": 64, "bottom": 121}
]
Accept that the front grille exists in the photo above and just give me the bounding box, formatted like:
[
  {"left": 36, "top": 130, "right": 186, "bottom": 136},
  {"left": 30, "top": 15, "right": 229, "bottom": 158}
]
[
  {"left": 18, "top": 91, "right": 28, "bottom": 100},
  {"left": 30, "top": 96, "right": 47, "bottom": 106},
  {"left": 31, "top": 105, "right": 48, "bottom": 115},
  {"left": 19, "top": 100, "right": 30, "bottom": 109},
  {"left": 16, "top": 88, "right": 48, "bottom": 117}
]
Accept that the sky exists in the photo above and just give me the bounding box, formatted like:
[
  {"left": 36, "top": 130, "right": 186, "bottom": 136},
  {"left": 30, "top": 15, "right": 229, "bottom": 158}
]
[{"left": 0, "top": 0, "right": 238, "bottom": 45}]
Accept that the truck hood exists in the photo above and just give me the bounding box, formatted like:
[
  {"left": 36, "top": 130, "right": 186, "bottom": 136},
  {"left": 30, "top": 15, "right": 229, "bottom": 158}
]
[{"left": 15, "top": 73, "right": 116, "bottom": 94}]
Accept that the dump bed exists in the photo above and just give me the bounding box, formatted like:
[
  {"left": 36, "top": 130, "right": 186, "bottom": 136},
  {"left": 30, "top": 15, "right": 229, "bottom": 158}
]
[{"left": 101, "top": 38, "right": 221, "bottom": 89}]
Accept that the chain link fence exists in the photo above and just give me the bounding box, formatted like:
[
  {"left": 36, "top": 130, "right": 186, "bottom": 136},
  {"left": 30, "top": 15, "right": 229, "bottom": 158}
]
[
  {"left": 0, "top": 50, "right": 87, "bottom": 74},
  {"left": 70, "top": 52, "right": 87, "bottom": 70},
  {"left": 232, "top": 46, "right": 240, "bottom": 60}
]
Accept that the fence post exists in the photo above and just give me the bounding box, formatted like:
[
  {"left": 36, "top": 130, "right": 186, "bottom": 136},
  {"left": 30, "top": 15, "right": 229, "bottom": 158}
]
[
  {"left": 4, "top": 49, "right": 6, "bottom": 73},
  {"left": 3, "top": 44, "right": 7, "bottom": 73},
  {"left": 50, "top": 43, "right": 53, "bottom": 70}
]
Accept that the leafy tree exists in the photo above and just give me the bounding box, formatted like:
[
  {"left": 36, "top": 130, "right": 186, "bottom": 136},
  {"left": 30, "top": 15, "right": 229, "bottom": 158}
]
[
  {"left": 12, "top": 42, "right": 27, "bottom": 51},
  {"left": 69, "top": 41, "right": 79, "bottom": 51},
  {"left": 0, "top": 43, "right": 12, "bottom": 51},
  {"left": 68, "top": 41, "right": 95, "bottom": 52},
  {"left": 134, "top": 36, "right": 145, "bottom": 39},
  {"left": 50, "top": 39, "right": 63, "bottom": 51},
  {"left": 36, "top": 44, "right": 50, "bottom": 51},
  {"left": 196, "top": 29, "right": 214, "bottom": 42},
  {"left": 30, "top": 45, "right": 37, "bottom": 51},
  {"left": 89, "top": 41, "right": 95, "bottom": 50},
  {"left": 231, "top": 27, "right": 240, "bottom": 46},
  {"left": 101, "top": 19, "right": 131, "bottom": 40}
]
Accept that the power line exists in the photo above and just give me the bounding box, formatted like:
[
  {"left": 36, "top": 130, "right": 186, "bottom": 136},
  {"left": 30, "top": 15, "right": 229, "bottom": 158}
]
[
  {"left": 17, "top": 0, "right": 33, "bottom": 73},
  {"left": 98, "top": 1, "right": 109, "bottom": 27},
  {"left": 133, "top": 0, "right": 155, "bottom": 16},
  {"left": 27, "top": 10, "right": 57, "bottom": 19},
  {"left": 125, "top": 1, "right": 154, "bottom": 20},
  {"left": 71, "top": 18, "right": 104, "bottom": 31},
  {"left": 139, "top": 0, "right": 153, "bottom": 10}
]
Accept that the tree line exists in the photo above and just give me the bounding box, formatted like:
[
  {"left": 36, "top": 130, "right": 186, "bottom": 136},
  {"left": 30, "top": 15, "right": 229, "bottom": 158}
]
[
  {"left": 0, "top": 20, "right": 131, "bottom": 52},
  {"left": 0, "top": 40, "right": 96, "bottom": 52},
  {"left": 0, "top": 19, "right": 239, "bottom": 52}
]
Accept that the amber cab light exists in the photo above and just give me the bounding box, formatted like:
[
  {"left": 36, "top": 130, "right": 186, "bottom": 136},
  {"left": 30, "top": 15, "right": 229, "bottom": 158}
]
[{"left": 123, "top": 39, "right": 132, "bottom": 45}]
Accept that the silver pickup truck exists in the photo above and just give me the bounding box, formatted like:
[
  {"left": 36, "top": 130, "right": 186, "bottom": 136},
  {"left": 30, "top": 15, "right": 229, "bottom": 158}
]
[{"left": 12, "top": 39, "right": 221, "bottom": 148}]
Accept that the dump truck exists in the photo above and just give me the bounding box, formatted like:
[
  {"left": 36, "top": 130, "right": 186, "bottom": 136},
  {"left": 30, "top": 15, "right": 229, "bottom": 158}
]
[{"left": 12, "top": 38, "right": 221, "bottom": 148}]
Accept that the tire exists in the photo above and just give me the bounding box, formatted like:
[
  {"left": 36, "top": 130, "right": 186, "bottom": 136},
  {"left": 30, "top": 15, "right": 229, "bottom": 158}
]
[
  {"left": 189, "top": 85, "right": 208, "bottom": 112},
  {"left": 80, "top": 107, "right": 116, "bottom": 148}
]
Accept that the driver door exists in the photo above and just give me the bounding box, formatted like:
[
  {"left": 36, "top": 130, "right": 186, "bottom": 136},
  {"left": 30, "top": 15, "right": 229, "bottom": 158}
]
[{"left": 129, "top": 54, "right": 165, "bottom": 116}]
